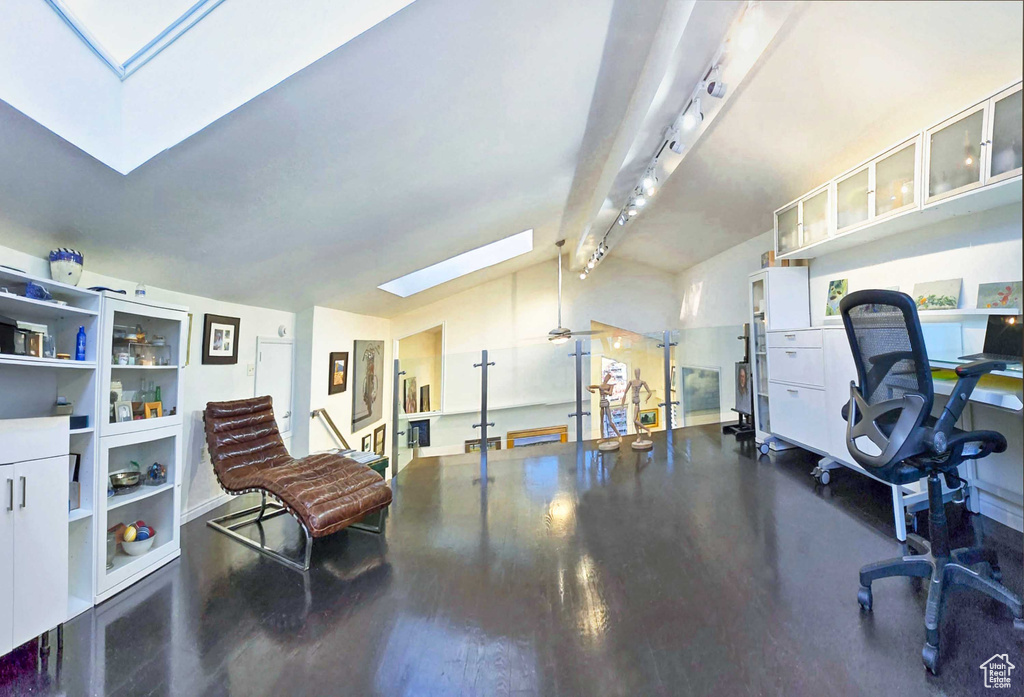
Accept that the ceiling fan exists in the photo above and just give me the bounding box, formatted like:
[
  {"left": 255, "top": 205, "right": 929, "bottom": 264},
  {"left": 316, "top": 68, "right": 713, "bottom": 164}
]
[{"left": 546, "top": 240, "right": 598, "bottom": 345}]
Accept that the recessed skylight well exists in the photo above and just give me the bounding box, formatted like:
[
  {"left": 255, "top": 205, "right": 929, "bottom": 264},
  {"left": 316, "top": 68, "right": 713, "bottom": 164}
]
[{"left": 378, "top": 229, "right": 534, "bottom": 298}]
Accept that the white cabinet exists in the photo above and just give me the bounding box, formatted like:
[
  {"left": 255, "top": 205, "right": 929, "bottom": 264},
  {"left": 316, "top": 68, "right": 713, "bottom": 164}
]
[
  {"left": 774, "top": 185, "right": 831, "bottom": 255},
  {"left": 768, "top": 382, "right": 829, "bottom": 454},
  {"left": 0, "top": 418, "right": 69, "bottom": 656},
  {"left": 925, "top": 101, "right": 987, "bottom": 204},
  {"left": 986, "top": 82, "right": 1023, "bottom": 185},
  {"left": 835, "top": 135, "right": 922, "bottom": 237}
]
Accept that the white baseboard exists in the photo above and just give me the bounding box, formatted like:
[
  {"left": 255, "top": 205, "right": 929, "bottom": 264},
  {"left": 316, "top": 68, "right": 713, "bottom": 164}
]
[
  {"left": 183, "top": 492, "right": 233, "bottom": 524},
  {"left": 978, "top": 491, "right": 1024, "bottom": 532}
]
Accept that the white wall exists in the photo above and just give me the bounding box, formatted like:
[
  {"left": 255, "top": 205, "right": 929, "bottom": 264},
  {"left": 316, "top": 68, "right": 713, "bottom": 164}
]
[
  {"left": 292, "top": 306, "right": 393, "bottom": 467},
  {"left": 676, "top": 231, "right": 773, "bottom": 422},
  {"left": 0, "top": 240, "right": 295, "bottom": 521}
]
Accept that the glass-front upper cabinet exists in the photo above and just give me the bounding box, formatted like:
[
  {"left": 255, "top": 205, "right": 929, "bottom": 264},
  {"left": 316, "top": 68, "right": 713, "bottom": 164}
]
[
  {"left": 835, "top": 166, "right": 870, "bottom": 234},
  {"left": 775, "top": 203, "right": 799, "bottom": 255},
  {"left": 987, "top": 82, "right": 1023, "bottom": 184},
  {"left": 874, "top": 137, "right": 918, "bottom": 218},
  {"left": 801, "top": 186, "right": 830, "bottom": 247},
  {"left": 925, "top": 101, "right": 986, "bottom": 204}
]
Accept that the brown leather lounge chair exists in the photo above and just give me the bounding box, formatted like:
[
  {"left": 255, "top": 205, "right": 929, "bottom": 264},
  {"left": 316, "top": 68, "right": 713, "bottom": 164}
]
[{"left": 204, "top": 396, "right": 393, "bottom": 571}]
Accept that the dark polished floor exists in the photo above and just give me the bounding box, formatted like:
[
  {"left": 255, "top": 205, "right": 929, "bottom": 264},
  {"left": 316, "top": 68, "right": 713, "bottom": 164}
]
[{"left": 3, "top": 425, "right": 1022, "bottom": 696}]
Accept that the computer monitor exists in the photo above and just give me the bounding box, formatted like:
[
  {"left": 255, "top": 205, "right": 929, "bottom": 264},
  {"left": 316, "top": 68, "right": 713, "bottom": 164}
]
[{"left": 982, "top": 315, "right": 1023, "bottom": 359}]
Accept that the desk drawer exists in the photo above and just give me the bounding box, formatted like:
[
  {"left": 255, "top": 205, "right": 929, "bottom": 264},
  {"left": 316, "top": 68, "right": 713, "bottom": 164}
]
[
  {"left": 769, "top": 347, "right": 825, "bottom": 387},
  {"left": 768, "top": 330, "right": 822, "bottom": 349},
  {"left": 769, "top": 382, "right": 829, "bottom": 453}
]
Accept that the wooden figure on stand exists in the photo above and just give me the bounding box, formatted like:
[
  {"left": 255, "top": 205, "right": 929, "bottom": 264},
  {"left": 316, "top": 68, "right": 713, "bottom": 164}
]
[
  {"left": 588, "top": 372, "right": 622, "bottom": 451},
  {"left": 621, "top": 368, "right": 654, "bottom": 450}
]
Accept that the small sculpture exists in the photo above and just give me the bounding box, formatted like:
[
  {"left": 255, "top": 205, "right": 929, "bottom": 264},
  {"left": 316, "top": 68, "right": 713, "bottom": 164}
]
[
  {"left": 588, "top": 372, "right": 622, "bottom": 451},
  {"left": 621, "top": 368, "right": 654, "bottom": 451}
]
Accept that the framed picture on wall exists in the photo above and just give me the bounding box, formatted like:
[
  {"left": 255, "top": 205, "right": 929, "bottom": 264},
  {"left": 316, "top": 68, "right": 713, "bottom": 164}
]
[
  {"left": 373, "top": 424, "right": 386, "bottom": 457},
  {"left": 403, "top": 377, "right": 418, "bottom": 413},
  {"left": 419, "top": 385, "right": 431, "bottom": 413},
  {"left": 328, "top": 351, "right": 349, "bottom": 395},
  {"left": 361, "top": 434, "right": 372, "bottom": 452},
  {"left": 353, "top": 340, "right": 384, "bottom": 429},
  {"left": 639, "top": 408, "right": 659, "bottom": 429},
  {"left": 202, "top": 314, "right": 240, "bottom": 364}
]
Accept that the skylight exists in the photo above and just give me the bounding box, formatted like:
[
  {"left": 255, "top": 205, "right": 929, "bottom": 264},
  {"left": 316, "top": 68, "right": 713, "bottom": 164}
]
[{"left": 378, "top": 229, "right": 534, "bottom": 297}]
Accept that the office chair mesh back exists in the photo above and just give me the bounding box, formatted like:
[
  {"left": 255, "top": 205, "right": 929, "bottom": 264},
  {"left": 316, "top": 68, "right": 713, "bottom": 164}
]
[{"left": 841, "top": 291, "right": 934, "bottom": 470}]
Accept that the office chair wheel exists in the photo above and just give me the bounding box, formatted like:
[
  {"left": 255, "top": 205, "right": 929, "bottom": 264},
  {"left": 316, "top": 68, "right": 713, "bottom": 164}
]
[
  {"left": 818, "top": 470, "right": 830, "bottom": 485},
  {"left": 759, "top": 443, "right": 770, "bottom": 455},
  {"left": 857, "top": 585, "right": 872, "bottom": 611},
  {"left": 922, "top": 643, "right": 940, "bottom": 675}
]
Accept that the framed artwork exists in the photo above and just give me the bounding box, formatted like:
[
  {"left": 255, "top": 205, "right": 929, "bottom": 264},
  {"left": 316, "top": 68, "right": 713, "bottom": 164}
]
[
  {"left": 913, "top": 278, "right": 961, "bottom": 310},
  {"left": 465, "top": 437, "right": 501, "bottom": 453},
  {"left": 202, "top": 314, "right": 240, "bottom": 364},
  {"left": 114, "top": 401, "right": 133, "bottom": 423},
  {"left": 977, "top": 281, "right": 1021, "bottom": 310},
  {"left": 825, "top": 279, "right": 848, "bottom": 316},
  {"left": 408, "top": 419, "right": 431, "bottom": 447},
  {"left": 352, "top": 340, "right": 384, "bottom": 429},
  {"left": 404, "top": 377, "right": 418, "bottom": 414},
  {"left": 328, "top": 351, "right": 349, "bottom": 395},
  {"left": 681, "top": 366, "right": 721, "bottom": 426},
  {"left": 144, "top": 402, "right": 163, "bottom": 419},
  {"left": 735, "top": 362, "right": 752, "bottom": 416},
  {"left": 419, "top": 385, "right": 431, "bottom": 413},
  {"left": 361, "top": 434, "right": 372, "bottom": 452},
  {"left": 608, "top": 404, "right": 628, "bottom": 437},
  {"left": 373, "top": 424, "right": 387, "bottom": 457},
  {"left": 639, "top": 408, "right": 660, "bottom": 429}
]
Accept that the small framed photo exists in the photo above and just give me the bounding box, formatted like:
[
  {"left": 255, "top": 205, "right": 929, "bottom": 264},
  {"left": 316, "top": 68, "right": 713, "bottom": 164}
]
[
  {"left": 328, "top": 351, "right": 349, "bottom": 395},
  {"left": 373, "top": 424, "right": 387, "bottom": 457},
  {"left": 202, "top": 314, "right": 240, "bottom": 365},
  {"left": 419, "top": 384, "right": 431, "bottom": 413},
  {"left": 639, "top": 408, "right": 660, "bottom": 429},
  {"left": 361, "top": 434, "right": 372, "bottom": 452},
  {"left": 114, "top": 401, "right": 133, "bottom": 423},
  {"left": 144, "top": 402, "right": 163, "bottom": 419}
]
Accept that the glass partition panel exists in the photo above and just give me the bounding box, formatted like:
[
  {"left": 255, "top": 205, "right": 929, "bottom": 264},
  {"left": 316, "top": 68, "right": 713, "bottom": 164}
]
[
  {"left": 587, "top": 328, "right": 667, "bottom": 443},
  {"left": 674, "top": 325, "right": 748, "bottom": 427}
]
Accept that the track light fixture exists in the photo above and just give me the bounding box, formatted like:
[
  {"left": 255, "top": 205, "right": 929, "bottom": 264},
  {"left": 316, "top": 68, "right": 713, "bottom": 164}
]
[
  {"left": 681, "top": 97, "right": 703, "bottom": 131},
  {"left": 705, "top": 66, "right": 726, "bottom": 98}
]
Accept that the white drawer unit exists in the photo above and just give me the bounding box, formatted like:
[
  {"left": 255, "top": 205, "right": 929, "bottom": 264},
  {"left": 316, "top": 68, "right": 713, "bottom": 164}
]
[
  {"left": 767, "top": 329, "right": 823, "bottom": 349},
  {"left": 768, "top": 347, "right": 825, "bottom": 387},
  {"left": 768, "top": 382, "right": 829, "bottom": 455}
]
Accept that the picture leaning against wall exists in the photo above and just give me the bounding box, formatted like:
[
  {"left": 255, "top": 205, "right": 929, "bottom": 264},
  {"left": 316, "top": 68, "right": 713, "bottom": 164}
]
[{"left": 353, "top": 339, "right": 384, "bottom": 429}]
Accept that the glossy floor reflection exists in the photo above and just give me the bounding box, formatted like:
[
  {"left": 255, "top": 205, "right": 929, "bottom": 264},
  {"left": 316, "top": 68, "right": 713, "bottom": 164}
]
[{"left": 3, "top": 426, "right": 1022, "bottom": 696}]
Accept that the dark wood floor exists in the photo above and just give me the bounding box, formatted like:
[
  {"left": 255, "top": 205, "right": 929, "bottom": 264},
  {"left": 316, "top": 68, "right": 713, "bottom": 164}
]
[{"left": 3, "top": 425, "right": 1022, "bottom": 696}]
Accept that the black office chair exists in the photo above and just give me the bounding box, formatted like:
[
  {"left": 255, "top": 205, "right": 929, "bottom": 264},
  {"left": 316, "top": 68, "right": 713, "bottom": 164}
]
[{"left": 840, "top": 289, "right": 1023, "bottom": 675}]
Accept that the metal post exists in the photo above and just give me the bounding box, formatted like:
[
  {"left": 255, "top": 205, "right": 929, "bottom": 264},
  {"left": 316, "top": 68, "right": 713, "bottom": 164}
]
[
  {"left": 568, "top": 339, "right": 590, "bottom": 443},
  {"left": 392, "top": 360, "right": 405, "bottom": 474},
  {"left": 657, "top": 330, "right": 679, "bottom": 430},
  {"left": 472, "top": 350, "right": 495, "bottom": 455}
]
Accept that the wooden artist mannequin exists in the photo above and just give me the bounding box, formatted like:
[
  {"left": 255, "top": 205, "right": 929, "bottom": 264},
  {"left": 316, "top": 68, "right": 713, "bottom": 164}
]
[
  {"left": 621, "top": 367, "right": 653, "bottom": 450},
  {"left": 588, "top": 371, "right": 622, "bottom": 451}
]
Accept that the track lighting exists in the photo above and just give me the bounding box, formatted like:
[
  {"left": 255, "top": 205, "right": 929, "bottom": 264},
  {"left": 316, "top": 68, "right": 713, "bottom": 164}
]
[
  {"left": 617, "top": 213, "right": 627, "bottom": 225},
  {"left": 627, "top": 205, "right": 638, "bottom": 217},
  {"left": 705, "top": 66, "right": 726, "bottom": 98},
  {"left": 641, "top": 167, "right": 658, "bottom": 196},
  {"left": 579, "top": 271, "right": 587, "bottom": 280},
  {"left": 634, "top": 194, "right": 646, "bottom": 208},
  {"left": 587, "top": 259, "right": 595, "bottom": 269},
  {"left": 681, "top": 98, "right": 703, "bottom": 131}
]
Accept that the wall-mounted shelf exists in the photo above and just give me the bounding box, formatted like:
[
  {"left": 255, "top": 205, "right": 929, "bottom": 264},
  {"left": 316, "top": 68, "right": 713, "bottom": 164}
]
[{"left": 823, "top": 306, "right": 1021, "bottom": 323}]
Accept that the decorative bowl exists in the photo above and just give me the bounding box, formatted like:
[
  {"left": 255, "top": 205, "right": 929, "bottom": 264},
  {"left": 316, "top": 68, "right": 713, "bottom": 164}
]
[
  {"left": 49, "top": 248, "right": 84, "bottom": 286},
  {"left": 109, "top": 471, "right": 141, "bottom": 490},
  {"left": 122, "top": 534, "right": 155, "bottom": 556}
]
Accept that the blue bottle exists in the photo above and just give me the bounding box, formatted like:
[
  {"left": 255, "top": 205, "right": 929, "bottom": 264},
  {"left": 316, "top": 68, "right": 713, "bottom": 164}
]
[{"left": 75, "top": 326, "right": 86, "bottom": 361}]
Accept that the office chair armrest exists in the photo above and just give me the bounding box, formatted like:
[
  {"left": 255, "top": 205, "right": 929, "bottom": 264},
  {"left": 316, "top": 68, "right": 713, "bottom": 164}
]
[{"left": 954, "top": 359, "right": 1006, "bottom": 378}]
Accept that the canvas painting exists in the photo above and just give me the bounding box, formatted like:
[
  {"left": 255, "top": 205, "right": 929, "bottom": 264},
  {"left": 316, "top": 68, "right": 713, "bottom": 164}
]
[
  {"left": 639, "top": 409, "right": 659, "bottom": 429},
  {"left": 408, "top": 419, "right": 431, "bottom": 447},
  {"left": 825, "top": 279, "right": 848, "bottom": 316},
  {"left": 420, "top": 385, "right": 431, "bottom": 413},
  {"left": 328, "top": 351, "right": 348, "bottom": 395},
  {"left": 681, "top": 366, "right": 720, "bottom": 426},
  {"left": 735, "top": 362, "right": 752, "bottom": 416},
  {"left": 404, "top": 377, "right": 418, "bottom": 414},
  {"left": 977, "top": 281, "right": 1022, "bottom": 310},
  {"left": 913, "top": 278, "right": 961, "bottom": 310},
  {"left": 352, "top": 340, "right": 384, "bottom": 429}
]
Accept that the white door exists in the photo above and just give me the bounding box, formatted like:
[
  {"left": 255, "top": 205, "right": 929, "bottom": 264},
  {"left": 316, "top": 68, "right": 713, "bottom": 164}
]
[
  {"left": 256, "top": 339, "right": 294, "bottom": 436},
  {"left": 0, "top": 464, "right": 14, "bottom": 655},
  {"left": 12, "top": 456, "right": 68, "bottom": 648}
]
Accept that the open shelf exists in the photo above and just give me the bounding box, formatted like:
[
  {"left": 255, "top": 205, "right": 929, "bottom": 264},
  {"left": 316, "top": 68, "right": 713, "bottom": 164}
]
[
  {"left": 0, "top": 265, "right": 100, "bottom": 303},
  {"left": 824, "top": 307, "right": 1021, "bottom": 322},
  {"left": 110, "top": 364, "right": 178, "bottom": 370},
  {"left": 0, "top": 354, "right": 96, "bottom": 369},
  {"left": 68, "top": 508, "right": 92, "bottom": 523},
  {"left": 0, "top": 291, "right": 98, "bottom": 324},
  {"left": 106, "top": 537, "right": 174, "bottom": 577},
  {"left": 107, "top": 482, "right": 173, "bottom": 512},
  {"left": 70, "top": 426, "right": 95, "bottom": 435}
]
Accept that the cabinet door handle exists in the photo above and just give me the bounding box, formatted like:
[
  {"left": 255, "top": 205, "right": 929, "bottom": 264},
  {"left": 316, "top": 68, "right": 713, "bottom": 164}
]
[
  {"left": 787, "top": 388, "right": 799, "bottom": 394},
  {"left": 784, "top": 333, "right": 796, "bottom": 339},
  {"left": 6, "top": 478, "right": 12, "bottom": 511},
  {"left": 785, "top": 350, "right": 797, "bottom": 355},
  {"left": 19, "top": 476, "right": 26, "bottom": 508}
]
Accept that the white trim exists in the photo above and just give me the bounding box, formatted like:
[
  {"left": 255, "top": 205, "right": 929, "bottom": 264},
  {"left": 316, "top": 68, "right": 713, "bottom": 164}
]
[
  {"left": 255, "top": 336, "right": 295, "bottom": 437},
  {"left": 182, "top": 491, "right": 234, "bottom": 524},
  {"left": 978, "top": 491, "right": 1024, "bottom": 533}
]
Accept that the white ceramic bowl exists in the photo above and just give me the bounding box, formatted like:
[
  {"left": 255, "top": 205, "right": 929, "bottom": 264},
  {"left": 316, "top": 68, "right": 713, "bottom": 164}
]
[{"left": 121, "top": 534, "right": 155, "bottom": 556}]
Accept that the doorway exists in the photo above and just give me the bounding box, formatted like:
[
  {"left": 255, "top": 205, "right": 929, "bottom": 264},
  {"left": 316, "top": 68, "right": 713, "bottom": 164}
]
[{"left": 255, "top": 338, "right": 294, "bottom": 437}]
